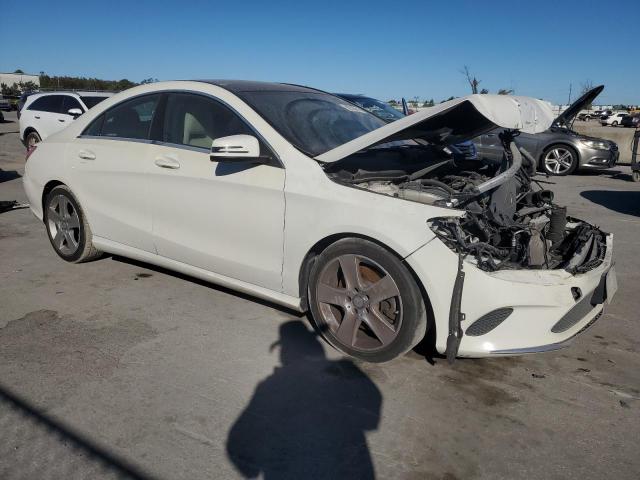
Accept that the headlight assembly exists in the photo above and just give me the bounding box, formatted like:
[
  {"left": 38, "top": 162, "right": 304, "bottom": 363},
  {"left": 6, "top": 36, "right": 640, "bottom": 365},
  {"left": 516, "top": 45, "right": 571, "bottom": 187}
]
[{"left": 581, "top": 139, "right": 610, "bottom": 150}]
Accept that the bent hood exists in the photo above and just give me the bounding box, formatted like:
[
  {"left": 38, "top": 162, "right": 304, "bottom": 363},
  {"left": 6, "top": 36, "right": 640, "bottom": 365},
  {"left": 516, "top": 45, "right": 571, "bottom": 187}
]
[
  {"left": 316, "top": 94, "right": 555, "bottom": 163},
  {"left": 553, "top": 85, "right": 604, "bottom": 127}
]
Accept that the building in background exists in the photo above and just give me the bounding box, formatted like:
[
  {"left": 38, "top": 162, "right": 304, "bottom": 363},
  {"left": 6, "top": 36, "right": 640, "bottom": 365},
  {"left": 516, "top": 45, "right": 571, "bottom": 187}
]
[{"left": 0, "top": 72, "right": 40, "bottom": 89}]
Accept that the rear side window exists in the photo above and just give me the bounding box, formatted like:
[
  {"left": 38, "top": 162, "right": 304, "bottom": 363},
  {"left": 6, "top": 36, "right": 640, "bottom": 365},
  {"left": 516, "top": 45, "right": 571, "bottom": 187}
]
[
  {"left": 83, "top": 94, "right": 160, "bottom": 140},
  {"left": 162, "top": 93, "right": 254, "bottom": 149},
  {"left": 81, "top": 96, "right": 109, "bottom": 109},
  {"left": 28, "top": 95, "right": 64, "bottom": 113},
  {"left": 62, "top": 96, "right": 83, "bottom": 114}
]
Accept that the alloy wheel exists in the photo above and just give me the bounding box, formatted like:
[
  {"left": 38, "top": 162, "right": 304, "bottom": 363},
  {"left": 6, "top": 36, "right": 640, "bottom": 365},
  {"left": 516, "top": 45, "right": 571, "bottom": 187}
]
[
  {"left": 544, "top": 147, "right": 574, "bottom": 174},
  {"left": 315, "top": 254, "right": 403, "bottom": 352},
  {"left": 47, "top": 194, "right": 81, "bottom": 255}
]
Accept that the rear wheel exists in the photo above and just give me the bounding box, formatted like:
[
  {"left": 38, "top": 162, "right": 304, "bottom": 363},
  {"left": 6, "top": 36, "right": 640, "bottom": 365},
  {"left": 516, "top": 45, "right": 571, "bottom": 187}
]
[
  {"left": 542, "top": 145, "right": 578, "bottom": 176},
  {"left": 26, "top": 130, "right": 41, "bottom": 148},
  {"left": 308, "top": 238, "right": 427, "bottom": 363},
  {"left": 612, "top": 121, "right": 619, "bottom": 126},
  {"left": 44, "top": 185, "right": 101, "bottom": 263}
]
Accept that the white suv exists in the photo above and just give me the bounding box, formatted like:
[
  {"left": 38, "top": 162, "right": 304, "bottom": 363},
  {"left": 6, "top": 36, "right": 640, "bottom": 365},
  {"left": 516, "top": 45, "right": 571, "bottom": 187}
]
[{"left": 19, "top": 91, "right": 113, "bottom": 147}]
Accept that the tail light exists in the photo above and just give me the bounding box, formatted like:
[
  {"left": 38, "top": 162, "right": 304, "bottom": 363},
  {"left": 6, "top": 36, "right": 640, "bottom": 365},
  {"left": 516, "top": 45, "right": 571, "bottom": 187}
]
[{"left": 25, "top": 145, "right": 37, "bottom": 162}]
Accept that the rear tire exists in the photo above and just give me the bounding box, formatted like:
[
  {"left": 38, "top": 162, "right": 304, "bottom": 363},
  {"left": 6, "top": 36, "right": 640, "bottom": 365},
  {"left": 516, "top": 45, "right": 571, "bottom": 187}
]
[
  {"left": 44, "top": 185, "right": 102, "bottom": 263},
  {"left": 308, "top": 238, "right": 427, "bottom": 363},
  {"left": 26, "top": 130, "right": 41, "bottom": 148},
  {"left": 612, "top": 121, "right": 618, "bottom": 126}
]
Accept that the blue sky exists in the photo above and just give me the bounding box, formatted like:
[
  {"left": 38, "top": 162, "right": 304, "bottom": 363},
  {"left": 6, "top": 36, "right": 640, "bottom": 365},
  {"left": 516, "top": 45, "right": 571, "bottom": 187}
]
[{"left": 2, "top": 0, "right": 638, "bottom": 104}]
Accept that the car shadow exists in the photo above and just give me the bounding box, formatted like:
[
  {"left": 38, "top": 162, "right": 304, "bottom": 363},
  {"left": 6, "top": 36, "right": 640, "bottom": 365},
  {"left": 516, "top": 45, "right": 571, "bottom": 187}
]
[
  {"left": 581, "top": 190, "right": 640, "bottom": 217},
  {"left": 226, "top": 320, "right": 381, "bottom": 479},
  {"left": 0, "top": 383, "right": 156, "bottom": 480},
  {"left": 578, "top": 169, "right": 634, "bottom": 181},
  {"left": 0, "top": 169, "right": 21, "bottom": 183}
]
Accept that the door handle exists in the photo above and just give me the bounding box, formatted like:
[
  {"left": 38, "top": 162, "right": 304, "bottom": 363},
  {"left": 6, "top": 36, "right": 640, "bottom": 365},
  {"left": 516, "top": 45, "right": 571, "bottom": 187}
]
[
  {"left": 154, "top": 156, "right": 180, "bottom": 169},
  {"left": 58, "top": 119, "right": 66, "bottom": 123},
  {"left": 78, "top": 150, "right": 96, "bottom": 160},
  {"left": 34, "top": 115, "right": 40, "bottom": 119}
]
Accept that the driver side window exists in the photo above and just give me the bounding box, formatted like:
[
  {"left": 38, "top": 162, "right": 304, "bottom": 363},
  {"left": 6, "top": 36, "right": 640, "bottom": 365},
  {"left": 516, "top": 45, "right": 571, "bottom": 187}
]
[{"left": 162, "top": 93, "right": 254, "bottom": 149}]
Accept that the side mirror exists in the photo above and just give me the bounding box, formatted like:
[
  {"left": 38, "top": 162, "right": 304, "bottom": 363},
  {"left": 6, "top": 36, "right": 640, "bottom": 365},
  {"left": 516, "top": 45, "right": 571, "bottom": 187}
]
[
  {"left": 210, "top": 134, "right": 264, "bottom": 163},
  {"left": 68, "top": 108, "right": 83, "bottom": 118}
]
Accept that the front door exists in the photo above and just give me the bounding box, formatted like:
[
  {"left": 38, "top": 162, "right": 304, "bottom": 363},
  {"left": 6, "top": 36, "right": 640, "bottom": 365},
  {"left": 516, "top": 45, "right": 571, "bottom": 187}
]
[{"left": 148, "top": 92, "right": 286, "bottom": 291}]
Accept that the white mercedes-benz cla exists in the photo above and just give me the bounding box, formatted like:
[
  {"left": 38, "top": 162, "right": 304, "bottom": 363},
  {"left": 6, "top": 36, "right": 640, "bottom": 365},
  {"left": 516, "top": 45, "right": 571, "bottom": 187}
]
[{"left": 23, "top": 80, "right": 617, "bottom": 362}]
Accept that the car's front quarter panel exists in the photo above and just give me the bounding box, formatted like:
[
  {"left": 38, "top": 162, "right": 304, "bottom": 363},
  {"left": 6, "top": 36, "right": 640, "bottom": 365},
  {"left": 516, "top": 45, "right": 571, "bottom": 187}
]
[{"left": 280, "top": 152, "right": 464, "bottom": 298}]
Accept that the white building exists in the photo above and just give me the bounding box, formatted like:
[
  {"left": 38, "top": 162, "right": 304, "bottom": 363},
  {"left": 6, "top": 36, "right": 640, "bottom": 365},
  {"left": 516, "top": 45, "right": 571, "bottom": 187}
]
[{"left": 0, "top": 72, "right": 40, "bottom": 88}]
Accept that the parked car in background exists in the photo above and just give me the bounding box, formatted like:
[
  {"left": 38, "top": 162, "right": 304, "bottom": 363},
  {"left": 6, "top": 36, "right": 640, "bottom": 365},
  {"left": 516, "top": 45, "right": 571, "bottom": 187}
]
[
  {"left": 621, "top": 114, "right": 640, "bottom": 128},
  {"left": 577, "top": 111, "right": 594, "bottom": 121},
  {"left": 335, "top": 93, "right": 478, "bottom": 161},
  {"left": 601, "top": 112, "right": 628, "bottom": 126},
  {"left": 0, "top": 96, "right": 12, "bottom": 112},
  {"left": 22, "top": 80, "right": 616, "bottom": 362},
  {"left": 475, "top": 85, "right": 618, "bottom": 175},
  {"left": 19, "top": 91, "right": 114, "bottom": 147}
]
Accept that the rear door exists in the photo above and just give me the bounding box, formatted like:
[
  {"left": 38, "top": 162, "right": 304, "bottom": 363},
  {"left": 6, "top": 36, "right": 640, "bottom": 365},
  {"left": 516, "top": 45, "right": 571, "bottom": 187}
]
[
  {"left": 25, "top": 95, "right": 65, "bottom": 139},
  {"left": 147, "top": 92, "right": 286, "bottom": 291},
  {"left": 71, "top": 93, "right": 161, "bottom": 252}
]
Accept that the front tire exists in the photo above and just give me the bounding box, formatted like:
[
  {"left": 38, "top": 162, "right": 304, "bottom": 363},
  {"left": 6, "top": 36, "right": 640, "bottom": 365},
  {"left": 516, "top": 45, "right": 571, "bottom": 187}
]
[
  {"left": 44, "top": 185, "right": 102, "bottom": 263},
  {"left": 612, "top": 121, "right": 618, "bottom": 126},
  {"left": 308, "top": 238, "right": 427, "bottom": 363},
  {"left": 542, "top": 145, "right": 578, "bottom": 176}
]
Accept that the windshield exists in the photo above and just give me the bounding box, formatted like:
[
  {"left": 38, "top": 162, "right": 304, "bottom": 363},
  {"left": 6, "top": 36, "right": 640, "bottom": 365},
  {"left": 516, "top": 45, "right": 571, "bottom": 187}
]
[
  {"left": 237, "top": 91, "right": 386, "bottom": 156},
  {"left": 342, "top": 96, "right": 404, "bottom": 122},
  {"left": 80, "top": 96, "right": 109, "bottom": 109}
]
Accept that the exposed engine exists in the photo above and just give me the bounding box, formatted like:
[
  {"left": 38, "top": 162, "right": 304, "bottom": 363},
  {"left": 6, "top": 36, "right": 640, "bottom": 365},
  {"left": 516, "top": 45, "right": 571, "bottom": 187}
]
[{"left": 324, "top": 131, "right": 607, "bottom": 272}]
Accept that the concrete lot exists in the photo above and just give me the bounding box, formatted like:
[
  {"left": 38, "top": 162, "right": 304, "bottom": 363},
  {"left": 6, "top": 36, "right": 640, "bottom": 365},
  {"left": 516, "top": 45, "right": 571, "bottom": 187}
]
[{"left": 1, "top": 110, "right": 639, "bottom": 480}]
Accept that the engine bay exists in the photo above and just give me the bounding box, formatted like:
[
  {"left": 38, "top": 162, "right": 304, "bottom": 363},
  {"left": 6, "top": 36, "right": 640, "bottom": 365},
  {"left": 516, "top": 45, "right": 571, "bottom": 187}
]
[{"left": 324, "top": 132, "right": 607, "bottom": 273}]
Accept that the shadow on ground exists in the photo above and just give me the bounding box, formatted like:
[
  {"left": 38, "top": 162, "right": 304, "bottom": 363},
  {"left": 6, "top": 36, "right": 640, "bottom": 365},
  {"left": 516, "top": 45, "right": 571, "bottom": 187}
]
[
  {"left": 0, "top": 383, "right": 156, "bottom": 480},
  {"left": 226, "top": 321, "right": 381, "bottom": 479},
  {"left": 581, "top": 190, "right": 640, "bottom": 216},
  {"left": 0, "top": 169, "right": 21, "bottom": 183}
]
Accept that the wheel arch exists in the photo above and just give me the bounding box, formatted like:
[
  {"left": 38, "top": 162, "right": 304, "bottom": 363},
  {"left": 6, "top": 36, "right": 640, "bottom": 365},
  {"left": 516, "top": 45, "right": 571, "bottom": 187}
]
[
  {"left": 297, "top": 232, "right": 436, "bottom": 350},
  {"left": 41, "top": 180, "right": 66, "bottom": 216}
]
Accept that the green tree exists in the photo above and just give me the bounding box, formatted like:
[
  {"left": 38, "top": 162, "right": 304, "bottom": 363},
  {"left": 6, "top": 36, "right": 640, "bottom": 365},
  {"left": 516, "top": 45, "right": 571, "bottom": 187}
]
[
  {"left": 497, "top": 88, "right": 514, "bottom": 95},
  {"left": 13, "top": 69, "right": 24, "bottom": 74},
  {"left": 422, "top": 98, "right": 435, "bottom": 107}
]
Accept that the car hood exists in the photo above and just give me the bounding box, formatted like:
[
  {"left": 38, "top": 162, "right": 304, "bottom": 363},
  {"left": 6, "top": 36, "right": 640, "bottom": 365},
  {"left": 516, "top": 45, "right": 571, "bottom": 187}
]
[
  {"left": 315, "top": 94, "right": 555, "bottom": 163},
  {"left": 553, "top": 85, "right": 604, "bottom": 127}
]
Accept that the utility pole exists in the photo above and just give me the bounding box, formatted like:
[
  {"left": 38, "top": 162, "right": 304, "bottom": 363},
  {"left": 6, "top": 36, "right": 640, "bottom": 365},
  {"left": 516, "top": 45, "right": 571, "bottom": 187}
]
[{"left": 567, "top": 83, "right": 572, "bottom": 106}]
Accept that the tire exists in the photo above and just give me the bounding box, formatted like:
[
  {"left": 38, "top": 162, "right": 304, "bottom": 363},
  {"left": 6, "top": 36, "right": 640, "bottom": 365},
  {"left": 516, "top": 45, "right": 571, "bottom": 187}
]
[
  {"left": 612, "top": 121, "right": 618, "bottom": 126},
  {"left": 541, "top": 144, "right": 579, "bottom": 176},
  {"left": 44, "top": 185, "right": 102, "bottom": 263},
  {"left": 632, "top": 171, "right": 640, "bottom": 183},
  {"left": 308, "top": 238, "right": 427, "bottom": 363},
  {"left": 25, "top": 130, "right": 41, "bottom": 148}
]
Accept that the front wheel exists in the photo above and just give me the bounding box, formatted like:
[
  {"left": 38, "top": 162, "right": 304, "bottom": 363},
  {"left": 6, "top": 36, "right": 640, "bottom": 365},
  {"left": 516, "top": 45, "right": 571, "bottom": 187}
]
[
  {"left": 542, "top": 145, "right": 578, "bottom": 176},
  {"left": 308, "top": 238, "right": 427, "bottom": 363},
  {"left": 44, "top": 185, "right": 102, "bottom": 263},
  {"left": 612, "top": 121, "right": 619, "bottom": 126}
]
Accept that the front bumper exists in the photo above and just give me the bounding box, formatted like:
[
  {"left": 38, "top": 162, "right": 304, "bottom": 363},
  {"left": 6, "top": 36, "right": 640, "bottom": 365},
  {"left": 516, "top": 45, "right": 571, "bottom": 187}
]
[
  {"left": 405, "top": 233, "right": 615, "bottom": 357},
  {"left": 579, "top": 145, "right": 619, "bottom": 169}
]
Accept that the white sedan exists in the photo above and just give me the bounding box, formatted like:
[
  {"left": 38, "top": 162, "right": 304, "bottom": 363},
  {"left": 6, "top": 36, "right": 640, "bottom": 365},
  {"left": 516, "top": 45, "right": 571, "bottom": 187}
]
[{"left": 23, "top": 81, "right": 617, "bottom": 362}]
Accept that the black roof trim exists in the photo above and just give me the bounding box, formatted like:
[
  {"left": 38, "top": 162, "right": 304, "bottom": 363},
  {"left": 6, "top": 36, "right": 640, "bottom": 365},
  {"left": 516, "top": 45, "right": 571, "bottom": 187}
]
[{"left": 192, "top": 79, "right": 322, "bottom": 94}]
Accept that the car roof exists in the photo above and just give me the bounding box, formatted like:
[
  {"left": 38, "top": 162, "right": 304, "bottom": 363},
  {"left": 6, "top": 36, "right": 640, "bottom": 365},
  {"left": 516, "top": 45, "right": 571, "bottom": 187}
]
[{"left": 195, "top": 79, "right": 323, "bottom": 94}]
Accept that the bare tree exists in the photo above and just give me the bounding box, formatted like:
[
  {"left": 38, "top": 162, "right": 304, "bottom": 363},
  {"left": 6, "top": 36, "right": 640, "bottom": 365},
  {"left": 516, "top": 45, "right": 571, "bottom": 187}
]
[
  {"left": 580, "top": 80, "right": 595, "bottom": 110},
  {"left": 461, "top": 65, "right": 481, "bottom": 94}
]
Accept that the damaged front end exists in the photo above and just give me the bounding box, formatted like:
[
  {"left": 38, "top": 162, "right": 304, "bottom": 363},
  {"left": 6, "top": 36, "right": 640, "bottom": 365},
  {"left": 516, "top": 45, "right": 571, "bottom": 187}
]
[{"left": 325, "top": 130, "right": 607, "bottom": 274}]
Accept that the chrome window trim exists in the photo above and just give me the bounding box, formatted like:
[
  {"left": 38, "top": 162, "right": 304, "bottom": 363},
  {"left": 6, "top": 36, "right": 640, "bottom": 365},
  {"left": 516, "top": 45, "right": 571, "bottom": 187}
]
[{"left": 77, "top": 88, "right": 283, "bottom": 168}]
